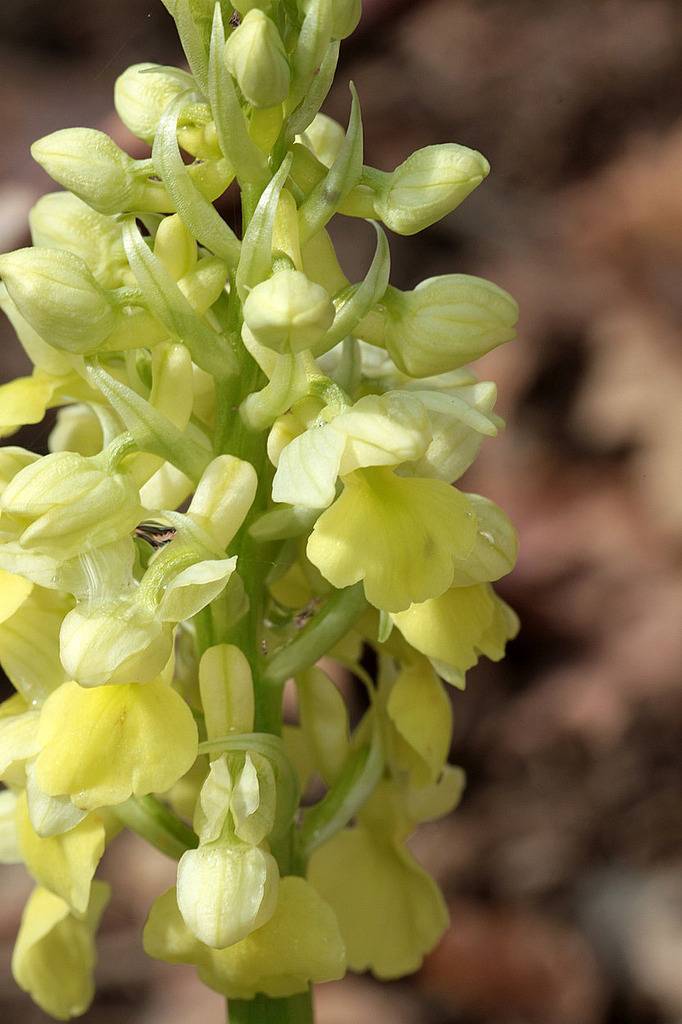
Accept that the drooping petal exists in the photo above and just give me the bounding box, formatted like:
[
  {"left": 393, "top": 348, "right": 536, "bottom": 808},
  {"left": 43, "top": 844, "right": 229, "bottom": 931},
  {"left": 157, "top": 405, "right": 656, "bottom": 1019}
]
[
  {"left": 11, "top": 882, "right": 109, "bottom": 1021},
  {"left": 16, "top": 793, "right": 105, "bottom": 916},
  {"left": 35, "top": 679, "right": 198, "bottom": 810},
  {"left": 144, "top": 877, "right": 346, "bottom": 999},
  {"left": 307, "top": 467, "right": 477, "bottom": 612},
  {"left": 308, "top": 825, "right": 447, "bottom": 979}
]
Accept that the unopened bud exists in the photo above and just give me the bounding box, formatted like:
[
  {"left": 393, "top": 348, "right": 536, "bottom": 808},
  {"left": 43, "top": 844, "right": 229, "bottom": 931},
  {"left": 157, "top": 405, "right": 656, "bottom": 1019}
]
[
  {"left": 0, "top": 451, "right": 143, "bottom": 560},
  {"left": 153, "top": 215, "right": 198, "bottom": 282},
  {"left": 31, "top": 129, "right": 138, "bottom": 216},
  {"left": 373, "top": 143, "right": 490, "bottom": 235},
  {"left": 243, "top": 270, "right": 334, "bottom": 354},
  {"left": 383, "top": 274, "right": 518, "bottom": 377},
  {"left": 29, "top": 192, "right": 128, "bottom": 290},
  {"left": 0, "top": 248, "right": 117, "bottom": 354},
  {"left": 224, "top": 10, "right": 290, "bottom": 109},
  {"left": 178, "top": 257, "right": 229, "bottom": 314},
  {"left": 177, "top": 841, "right": 279, "bottom": 948},
  {"left": 188, "top": 455, "right": 258, "bottom": 550},
  {"left": 114, "top": 63, "right": 187, "bottom": 144},
  {"left": 299, "top": 113, "right": 345, "bottom": 168},
  {"left": 49, "top": 405, "right": 103, "bottom": 458},
  {"left": 331, "top": 0, "right": 361, "bottom": 39}
]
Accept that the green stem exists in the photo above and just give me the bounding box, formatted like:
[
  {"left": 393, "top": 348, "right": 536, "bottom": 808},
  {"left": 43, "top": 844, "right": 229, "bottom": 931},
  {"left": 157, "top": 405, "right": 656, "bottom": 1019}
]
[{"left": 229, "top": 991, "right": 314, "bottom": 1024}]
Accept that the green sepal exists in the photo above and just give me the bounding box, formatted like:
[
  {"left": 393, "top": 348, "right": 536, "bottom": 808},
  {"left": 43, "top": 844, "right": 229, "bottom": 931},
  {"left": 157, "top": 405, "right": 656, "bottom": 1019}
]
[
  {"left": 208, "top": 6, "right": 269, "bottom": 188},
  {"left": 236, "top": 153, "right": 294, "bottom": 302},
  {"left": 286, "top": 41, "right": 340, "bottom": 141},
  {"left": 298, "top": 83, "right": 363, "bottom": 243},
  {"left": 299, "top": 721, "right": 383, "bottom": 856},
  {"left": 87, "top": 364, "right": 212, "bottom": 482},
  {"left": 121, "top": 217, "right": 237, "bottom": 378},
  {"left": 153, "top": 98, "right": 241, "bottom": 267},
  {"left": 314, "top": 221, "right": 390, "bottom": 356},
  {"left": 161, "top": 0, "right": 210, "bottom": 94},
  {"left": 288, "top": 0, "right": 333, "bottom": 112}
]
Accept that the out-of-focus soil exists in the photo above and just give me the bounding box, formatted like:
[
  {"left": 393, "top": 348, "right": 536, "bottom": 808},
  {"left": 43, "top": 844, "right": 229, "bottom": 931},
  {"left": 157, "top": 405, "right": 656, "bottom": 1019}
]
[{"left": 1, "top": 2, "right": 681, "bottom": 1022}]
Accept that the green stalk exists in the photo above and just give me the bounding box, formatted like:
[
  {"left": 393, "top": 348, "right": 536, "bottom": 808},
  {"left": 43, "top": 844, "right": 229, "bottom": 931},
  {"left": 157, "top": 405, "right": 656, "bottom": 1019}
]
[
  {"left": 211, "top": 193, "right": 316, "bottom": 1023},
  {"left": 229, "top": 991, "right": 314, "bottom": 1024}
]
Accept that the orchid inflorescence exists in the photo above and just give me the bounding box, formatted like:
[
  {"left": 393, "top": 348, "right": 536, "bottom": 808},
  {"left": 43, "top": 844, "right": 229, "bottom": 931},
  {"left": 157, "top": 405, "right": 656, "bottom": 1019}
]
[{"left": 0, "top": 1, "right": 519, "bottom": 1020}]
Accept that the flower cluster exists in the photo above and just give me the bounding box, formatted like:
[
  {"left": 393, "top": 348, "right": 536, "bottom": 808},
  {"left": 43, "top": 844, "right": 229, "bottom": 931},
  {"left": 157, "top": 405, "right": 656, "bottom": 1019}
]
[{"left": 0, "top": 0, "right": 519, "bottom": 1019}]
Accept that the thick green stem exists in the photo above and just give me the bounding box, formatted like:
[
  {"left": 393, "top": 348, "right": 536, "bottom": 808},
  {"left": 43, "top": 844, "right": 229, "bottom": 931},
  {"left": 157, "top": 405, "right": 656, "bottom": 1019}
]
[{"left": 229, "top": 991, "right": 314, "bottom": 1024}]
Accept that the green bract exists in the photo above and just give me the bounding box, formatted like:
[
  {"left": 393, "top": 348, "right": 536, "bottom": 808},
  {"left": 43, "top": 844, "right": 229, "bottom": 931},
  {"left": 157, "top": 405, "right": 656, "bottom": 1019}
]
[{"left": 0, "top": 1, "right": 519, "bottom": 1021}]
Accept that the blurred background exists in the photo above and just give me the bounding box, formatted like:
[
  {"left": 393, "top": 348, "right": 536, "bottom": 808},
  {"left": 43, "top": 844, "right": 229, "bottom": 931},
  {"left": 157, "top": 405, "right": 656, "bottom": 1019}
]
[{"left": 1, "top": 0, "right": 681, "bottom": 1021}]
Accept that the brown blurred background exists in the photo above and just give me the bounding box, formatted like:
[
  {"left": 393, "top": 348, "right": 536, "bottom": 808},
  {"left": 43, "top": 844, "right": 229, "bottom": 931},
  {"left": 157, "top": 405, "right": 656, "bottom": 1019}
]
[{"left": 1, "top": 1, "right": 682, "bottom": 1021}]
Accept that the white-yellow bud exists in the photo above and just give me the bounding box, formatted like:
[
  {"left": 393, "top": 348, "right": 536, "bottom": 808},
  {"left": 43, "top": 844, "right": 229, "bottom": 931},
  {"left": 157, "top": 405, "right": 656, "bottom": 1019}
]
[
  {"left": 331, "top": 0, "right": 361, "bottom": 38},
  {"left": 374, "top": 143, "right": 490, "bottom": 235},
  {"left": 114, "top": 63, "right": 187, "bottom": 144},
  {"left": 242, "top": 270, "right": 334, "bottom": 354},
  {"left": 0, "top": 452, "right": 143, "bottom": 560},
  {"left": 29, "top": 192, "right": 128, "bottom": 290},
  {"left": 299, "top": 113, "right": 345, "bottom": 168},
  {"left": 224, "top": 10, "right": 290, "bottom": 109},
  {"left": 382, "top": 274, "right": 519, "bottom": 377},
  {"left": 176, "top": 842, "right": 279, "bottom": 948},
  {"left": 31, "top": 129, "right": 138, "bottom": 216},
  {"left": 0, "top": 247, "right": 117, "bottom": 354}
]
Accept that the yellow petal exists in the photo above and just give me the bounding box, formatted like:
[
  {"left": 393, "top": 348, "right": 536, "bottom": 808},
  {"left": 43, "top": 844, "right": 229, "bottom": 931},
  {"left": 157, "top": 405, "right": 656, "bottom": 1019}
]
[
  {"left": 0, "top": 374, "right": 56, "bottom": 438},
  {"left": 0, "top": 569, "right": 33, "bottom": 624},
  {"left": 0, "top": 706, "right": 41, "bottom": 783},
  {"left": 0, "top": 585, "right": 69, "bottom": 704},
  {"left": 16, "top": 793, "right": 105, "bottom": 916},
  {"left": 308, "top": 826, "right": 447, "bottom": 979},
  {"left": 12, "top": 882, "right": 109, "bottom": 1020},
  {"left": 386, "top": 661, "right": 452, "bottom": 785},
  {"left": 297, "top": 667, "right": 350, "bottom": 786},
  {"left": 392, "top": 583, "right": 495, "bottom": 674},
  {"left": 308, "top": 468, "right": 477, "bottom": 612},
  {"left": 35, "top": 679, "right": 198, "bottom": 810},
  {"left": 144, "top": 877, "right": 345, "bottom": 999}
]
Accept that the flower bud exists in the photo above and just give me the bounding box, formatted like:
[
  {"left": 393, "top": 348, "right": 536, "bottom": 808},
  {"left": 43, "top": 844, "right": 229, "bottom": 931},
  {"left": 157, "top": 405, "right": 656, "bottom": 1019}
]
[
  {"left": 49, "top": 405, "right": 103, "bottom": 459},
  {"left": 299, "top": 113, "right": 345, "bottom": 168},
  {"left": 31, "top": 129, "right": 138, "bottom": 216},
  {"left": 0, "top": 448, "right": 40, "bottom": 495},
  {"left": 243, "top": 270, "right": 334, "bottom": 354},
  {"left": 153, "top": 214, "right": 198, "bottom": 282},
  {"left": 331, "top": 0, "right": 361, "bottom": 39},
  {"left": 188, "top": 455, "right": 258, "bottom": 550},
  {"left": 224, "top": 10, "right": 290, "bottom": 109},
  {"left": 29, "top": 192, "right": 128, "bottom": 289},
  {"left": 0, "top": 248, "right": 117, "bottom": 354},
  {"left": 382, "top": 275, "right": 518, "bottom": 377},
  {"left": 11, "top": 883, "right": 109, "bottom": 1021},
  {"left": 177, "top": 842, "right": 279, "bottom": 948},
  {"left": 59, "top": 599, "right": 173, "bottom": 688},
  {"left": 114, "top": 63, "right": 188, "bottom": 144},
  {"left": 178, "top": 257, "right": 229, "bottom": 314},
  {"left": 374, "top": 143, "right": 490, "bottom": 235},
  {"left": 0, "top": 451, "right": 143, "bottom": 560}
]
